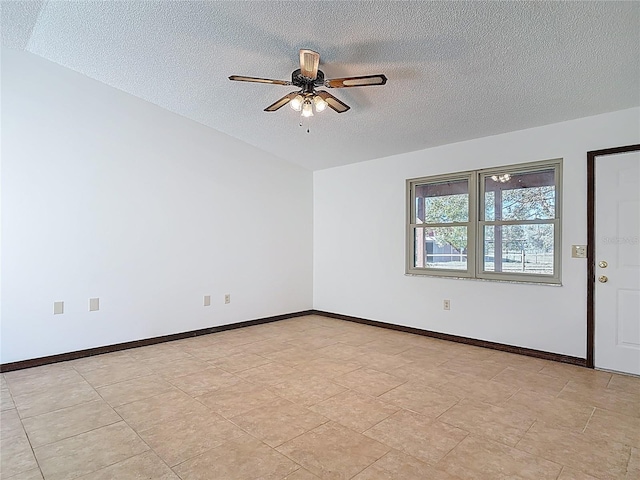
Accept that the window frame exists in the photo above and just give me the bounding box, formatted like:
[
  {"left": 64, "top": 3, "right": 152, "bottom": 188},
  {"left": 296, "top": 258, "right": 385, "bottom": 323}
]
[{"left": 406, "top": 159, "right": 563, "bottom": 284}]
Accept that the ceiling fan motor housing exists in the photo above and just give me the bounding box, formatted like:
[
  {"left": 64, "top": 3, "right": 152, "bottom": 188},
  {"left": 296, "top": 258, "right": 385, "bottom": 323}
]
[{"left": 292, "top": 69, "right": 325, "bottom": 93}]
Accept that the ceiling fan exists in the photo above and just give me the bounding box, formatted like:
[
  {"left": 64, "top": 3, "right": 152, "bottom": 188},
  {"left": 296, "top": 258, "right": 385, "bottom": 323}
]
[{"left": 229, "top": 49, "right": 387, "bottom": 117}]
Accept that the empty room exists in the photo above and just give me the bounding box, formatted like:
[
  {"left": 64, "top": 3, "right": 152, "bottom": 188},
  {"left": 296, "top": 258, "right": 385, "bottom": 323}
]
[{"left": 1, "top": 1, "right": 639, "bottom": 479}]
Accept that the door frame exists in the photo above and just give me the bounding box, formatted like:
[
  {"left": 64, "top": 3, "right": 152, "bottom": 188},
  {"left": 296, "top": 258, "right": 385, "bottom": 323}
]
[{"left": 586, "top": 143, "right": 640, "bottom": 368}]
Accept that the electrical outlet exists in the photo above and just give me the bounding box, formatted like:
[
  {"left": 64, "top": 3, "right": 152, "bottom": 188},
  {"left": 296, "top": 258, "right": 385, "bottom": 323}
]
[
  {"left": 204, "top": 295, "right": 211, "bottom": 307},
  {"left": 89, "top": 298, "right": 99, "bottom": 312},
  {"left": 224, "top": 294, "right": 231, "bottom": 304},
  {"left": 443, "top": 299, "right": 451, "bottom": 310},
  {"left": 54, "top": 301, "right": 64, "bottom": 315}
]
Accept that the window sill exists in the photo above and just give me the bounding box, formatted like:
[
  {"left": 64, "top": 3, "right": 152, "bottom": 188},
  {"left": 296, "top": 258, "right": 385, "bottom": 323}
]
[{"left": 404, "top": 273, "right": 562, "bottom": 286}]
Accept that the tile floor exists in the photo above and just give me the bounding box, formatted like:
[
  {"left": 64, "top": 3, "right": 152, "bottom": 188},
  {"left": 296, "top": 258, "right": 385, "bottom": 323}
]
[{"left": 1, "top": 315, "right": 639, "bottom": 480}]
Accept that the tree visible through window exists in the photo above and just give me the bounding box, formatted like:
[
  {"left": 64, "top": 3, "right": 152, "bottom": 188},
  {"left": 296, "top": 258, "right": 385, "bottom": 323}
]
[{"left": 407, "top": 160, "right": 562, "bottom": 283}]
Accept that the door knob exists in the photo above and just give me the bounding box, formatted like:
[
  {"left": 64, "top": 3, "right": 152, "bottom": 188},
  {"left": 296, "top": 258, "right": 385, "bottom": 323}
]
[
  {"left": 598, "top": 261, "right": 608, "bottom": 268},
  {"left": 598, "top": 275, "right": 608, "bottom": 283}
]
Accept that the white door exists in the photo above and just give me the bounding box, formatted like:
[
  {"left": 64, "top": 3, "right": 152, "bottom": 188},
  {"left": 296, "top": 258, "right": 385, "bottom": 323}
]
[{"left": 595, "top": 150, "right": 640, "bottom": 375}]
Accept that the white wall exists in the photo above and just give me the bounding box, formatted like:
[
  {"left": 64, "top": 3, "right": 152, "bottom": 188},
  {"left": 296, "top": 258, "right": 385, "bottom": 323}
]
[
  {"left": 314, "top": 107, "right": 640, "bottom": 358},
  {"left": 1, "top": 50, "right": 313, "bottom": 363}
]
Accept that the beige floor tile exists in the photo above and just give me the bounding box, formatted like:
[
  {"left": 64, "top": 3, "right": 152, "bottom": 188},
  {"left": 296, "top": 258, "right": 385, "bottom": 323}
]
[
  {"left": 277, "top": 421, "right": 389, "bottom": 480},
  {"left": 165, "top": 366, "right": 239, "bottom": 396},
  {"left": 438, "top": 435, "right": 562, "bottom": 479},
  {"left": 538, "top": 363, "right": 612, "bottom": 388},
  {"left": 364, "top": 410, "right": 467, "bottom": 465},
  {"left": 504, "top": 390, "right": 594, "bottom": 432},
  {"left": 486, "top": 350, "right": 552, "bottom": 373},
  {"left": 386, "top": 364, "right": 457, "bottom": 387},
  {"left": 237, "top": 362, "right": 306, "bottom": 386},
  {"left": 13, "top": 380, "right": 100, "bottom": 419},
  {"left": 1, "top": 386, "right": 15, "bottom": 411},
  {"left": 34, "top": 421, "right": 148, "bottom": 480},
  {"left": 270, "top": 374, "right": 347, "bottom": 407},
  {"left": 79, "top": 361, "right": 153, "bottom": 388},
  {"left": 516, "top": 421, "right": 631, "bottom": 480},
  {"left": 438, "top": 358, "right": 507, "bottom": 380},
  {"left": 197, "top": 379, "right": 282, "bottom": 418},
  {"left": 148, "top": 357, "right": 214, "bottom": 380},
  {"left": 283, "top": 468, "right": 321, "bottom": 479},
  {"left": 378, "top": 381, "right": 458, "bottom": 418},
  {"left": 209, "top": 352, "right": 272, "bottom": 372},
  {"left": 352, "top": 449, "right": 460, "bottom": 479},
  {"left": 557, "top": 380, "right": 640, "bottom": 418},
  {"left": 126, "top": 344, "right": 191, "bottom": 362},
  {"left": 1, "top": 408, "right": 24, "bottom": 440},
  {"left": 3, "top": 363, "right": 74, "bottom": 384},
  {"left": 395, "top": 346, "right": 453, "bottom": 365},
  {"left": 22, "top": 399, "right": 121, "bottom": 448},
  {"left": 287, "top": 335, "right": 340, "bottom": 351},
  {"left": 310, "top": 390, "right": 398, "bottom": 433},
  {"left": 557, "top": 467, "right": 601, "bottom": 480},
  {"left": 352, "top": 351, "right": 412, "bottom": 372},
  {"left": 295, "top": 358, "right": 362, "bottom": 378},
  {"left": 6, "top": 469, "right": 44, "bottom": 479},
  {"left": 170, "top": 343, "right": 238, "bottom": 361},
  {"left": 173, "top": 433, "right": 298, "bottom": 480},
  {"left": 333, "top": 331, "right": 382, "bottom": 347},
  {"left": 232, "top": 339, "right": 293, "bottom": 356},
  {"left": 114, "top": 389, "right": 211, "bottom": 432},
  {"left": 0, "top": 431, "right": 38, "bottom": 478},
  {"left": 438, "top": 398, "right": 535, "bottom": 447},
  {"left": 437, "top": 374, "right": 519, "bottom": 406},
  {"left": 231, "top": 397, "right": 328, "bottom": 447},
  {"left": 74, "top": 451, "right": 178, "bottom": 479},
  {"left": 492, "top": 367, "right": 569, "bottom": 396},
  {"left": 315, "top": 343, "right": 367, "bottom": 361},
  {"left": 70, "top": 351, "right": 136, "bottom": 374},
  {"left": 6, "top": 367, "right": 86, "bottom": 398},
  {"left": 607, "top": 373, "right": 640, "bottom": 395},
  {"left": 261, "top": 346, "right": 320, "bottom": 366},
  {"left": 138, "top": 411, "right": 244, "bottom": 466},
  {"left": 583, "top": 407, "right": 640, "bottom": 447},
  {"left": 627, "top": 447, "right": 639, "bottom": 480},
  {"left": 95, "top": 374, "right": 175, "bottom": 407},
  {"left": 334, "top": 367, "right": 406, "bottom": 397},
  {"left": 360, "top": 339, "right": 414, "bottom": 356}
]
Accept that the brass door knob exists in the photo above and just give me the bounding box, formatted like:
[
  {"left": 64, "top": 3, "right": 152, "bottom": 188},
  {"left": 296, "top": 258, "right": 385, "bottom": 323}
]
[
  {"left": 598, "top": 261, "right": 608, "bottom": 268},
  {"left": 598, "top": 275, "right": 608, "bottom": 283}
]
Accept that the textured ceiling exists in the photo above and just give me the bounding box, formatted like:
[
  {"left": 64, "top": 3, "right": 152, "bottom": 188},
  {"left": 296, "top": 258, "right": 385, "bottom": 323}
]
[{"left": 2, "top": 1, "right": 639, "bottom": 170}]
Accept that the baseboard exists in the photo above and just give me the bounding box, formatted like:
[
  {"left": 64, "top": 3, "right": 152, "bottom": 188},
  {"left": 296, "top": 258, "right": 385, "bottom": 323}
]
[
  {"left": 311, "top": 310, "right": 587, "bottom": 367},
  {"left": 0, "top": 310, "right": 315, "bottom": 373}
]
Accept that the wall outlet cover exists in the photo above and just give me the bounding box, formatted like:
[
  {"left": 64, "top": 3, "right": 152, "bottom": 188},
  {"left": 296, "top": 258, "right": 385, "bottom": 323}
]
[{"left": 54, "top": 301, "right": 64, "bottom": 315}]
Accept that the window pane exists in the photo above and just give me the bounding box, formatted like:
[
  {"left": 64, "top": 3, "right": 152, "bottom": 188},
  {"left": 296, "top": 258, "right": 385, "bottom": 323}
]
[
  {"left": 484, "top": 169, "right": 555, "bottom": 221},
  {"left": 483, "top": 224, "right": 555, "bottom": 275},
  {"left": 413, "top": 227, "right": 467, "bottom": 270},
  {"left": 414, "top": 180, "right": 468, "bottom": 223}
]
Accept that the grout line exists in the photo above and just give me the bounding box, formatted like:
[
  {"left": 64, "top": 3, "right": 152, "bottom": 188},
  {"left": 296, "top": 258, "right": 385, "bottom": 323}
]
[{"left": 582, "top": 407, "right": 596, "bottom": 433}]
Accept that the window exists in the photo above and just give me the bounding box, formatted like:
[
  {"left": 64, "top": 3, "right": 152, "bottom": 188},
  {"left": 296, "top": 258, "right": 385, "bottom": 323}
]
[{"left": 407, "top": 159, "right": 562, "bottom": 284}]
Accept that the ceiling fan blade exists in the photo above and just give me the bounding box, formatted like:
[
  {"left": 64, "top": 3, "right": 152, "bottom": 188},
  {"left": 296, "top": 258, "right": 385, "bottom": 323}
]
[
  {"left": 325, "top": 74, "right": 388, "bottom": 88},
  {"left": 315, "top": 91, "right": 350, "bottom": 113},
  {"left": 264, "top": 92, "right": 299, "bottom": 112},
  {"left": 229, "top": 75, "right": 291, "bottom": 86},
  {"left": 299, "top": 49, "right": 320, "bottom": 80}
]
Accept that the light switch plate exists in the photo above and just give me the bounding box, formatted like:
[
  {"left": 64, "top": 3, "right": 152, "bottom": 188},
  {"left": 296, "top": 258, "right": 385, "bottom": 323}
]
[
  {"left": 204, "top": 295, "right": 211, "bottom": 307},
  {"left": 54, "top": 301, "right": 64, "bottom": 315},
  {"left": 89, "top": 298, "right": 99, "bottom": 311},
  {"left": 572, "top": 245, "right": 587, "bottom": 258}
]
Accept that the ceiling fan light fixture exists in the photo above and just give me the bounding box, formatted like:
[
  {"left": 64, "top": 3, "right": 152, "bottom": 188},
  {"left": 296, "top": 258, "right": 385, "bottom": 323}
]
[
  {"left": 301, "top": 98, "right": 314, "bottom": 117},
  {"left": 290, "top": 94, "right": 304, "bottom": 111},
  {"left": 313, "top": 95, "right": 328, "bottom": 112}
]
